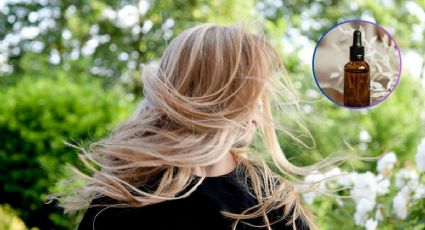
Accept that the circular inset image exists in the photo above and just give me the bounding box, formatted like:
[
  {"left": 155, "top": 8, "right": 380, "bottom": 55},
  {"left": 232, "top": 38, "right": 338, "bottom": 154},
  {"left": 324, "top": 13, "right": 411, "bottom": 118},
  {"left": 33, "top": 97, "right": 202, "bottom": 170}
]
[{"left": 312, "top": 19, "right": 402, "bottom": 109}]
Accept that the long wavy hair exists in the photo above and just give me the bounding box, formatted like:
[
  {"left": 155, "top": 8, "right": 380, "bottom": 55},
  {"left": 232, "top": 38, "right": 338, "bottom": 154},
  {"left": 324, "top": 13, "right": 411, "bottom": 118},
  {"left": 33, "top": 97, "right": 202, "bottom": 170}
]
[{"left": 46, "top": 22, "right": 355, "bottom": 230}]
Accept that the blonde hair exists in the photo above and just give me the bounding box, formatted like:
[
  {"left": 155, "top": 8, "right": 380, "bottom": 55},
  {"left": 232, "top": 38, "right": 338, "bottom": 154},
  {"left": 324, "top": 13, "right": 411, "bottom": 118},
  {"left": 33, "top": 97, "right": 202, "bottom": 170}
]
[{"left": 46, "top": 22, "right": 356, "bottom": 230}]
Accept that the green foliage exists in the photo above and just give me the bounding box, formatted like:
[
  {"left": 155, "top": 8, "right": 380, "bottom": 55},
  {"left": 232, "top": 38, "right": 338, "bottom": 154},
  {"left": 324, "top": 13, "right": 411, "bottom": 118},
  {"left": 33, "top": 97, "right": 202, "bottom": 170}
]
[
  {"left": 0, "top": 0, "right": 208, "bottom": 94},
  {"left": 260, "top": 0, "right": 421, "bottom": 52},
  {"left": 0, "top": 74, "right": 136, "bottom": 229},
  {"left": 408, "top": 197, "right": 425, "bottom": 229},
  {"left": 0, "top": 204, "right": 33, "bottom": 230},
  {"left": 280, "top": 74, "right": 425, "bottom": 171},
  {"left": 311, "top": 196, "right": 360, "bottom": 230}
]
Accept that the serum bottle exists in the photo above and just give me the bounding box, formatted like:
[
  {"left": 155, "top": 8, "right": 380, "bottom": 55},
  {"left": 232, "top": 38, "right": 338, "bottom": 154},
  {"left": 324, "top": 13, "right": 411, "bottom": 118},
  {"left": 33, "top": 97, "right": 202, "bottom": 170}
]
[{"left": 344, "top": 30, "right": 370, "bottom": 107}]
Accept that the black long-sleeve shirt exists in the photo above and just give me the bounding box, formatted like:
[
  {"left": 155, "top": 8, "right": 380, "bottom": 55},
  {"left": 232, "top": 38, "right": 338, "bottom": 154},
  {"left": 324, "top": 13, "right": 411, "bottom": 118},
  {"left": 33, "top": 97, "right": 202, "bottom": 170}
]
[{"left": 77, "top": 165, "right": 309, "bottom": 230}]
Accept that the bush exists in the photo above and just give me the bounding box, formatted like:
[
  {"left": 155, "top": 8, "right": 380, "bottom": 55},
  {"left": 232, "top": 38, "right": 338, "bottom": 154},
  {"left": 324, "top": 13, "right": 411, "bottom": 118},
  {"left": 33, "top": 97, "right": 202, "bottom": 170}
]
[
  {"left": 0, "top": 73, "right": 136, "bottom": 229},
  {"left": 0, "top": 204, "right": 32, "bottom": 230},
  {"left": 278, "top": 72, "right": 425, "bottom": 172}
]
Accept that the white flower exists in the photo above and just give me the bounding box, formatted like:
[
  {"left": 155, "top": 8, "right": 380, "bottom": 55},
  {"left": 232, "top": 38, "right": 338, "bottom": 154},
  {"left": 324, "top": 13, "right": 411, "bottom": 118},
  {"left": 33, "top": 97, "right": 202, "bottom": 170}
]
[
  {"left": 350, "top": 172, "right": 378, "bottom": 226},
  {"left": 359, "top": 130, "right": 372, "bottom": 143},
  {"left": 304, "top": 173, "right": 325, "bottom": 186},
  {"left": 413, "top": 184, "right": 425, "bottom": 200},
  {"left": 395, "top": 169, "right": 418, "bottom": 188},
  {"left": 376, "top": 174, "right": 390, "bottom": 195},
  {"left": 324, "top": 167, "right": 342, "bottom": 177},
  {"left": 20, "top": 26, "right": 40, "bottom": 39},
  {"left": 301, "top": 172, "right": 325, "bottom": 205},
  {"left": 365, "top": 218, "right": 378, "bottom": 230},
  {"left": 350, "top": 172, "right": 378, "bottom": 203},
  {"left": 337, "top": 171, "right": 357, "bottom": 187},
  {"left": 301, "top": 168, "right": 345, "bottom": 205},
  {"left": 354, "top": 198, "right": 375, "bottom": 226},
  {"left": 117, "top": 5, "right": 140, "bottom": 28},
  {"left": 375, "top": 204, "right": 384, "bottom": 221},
  {"left": 376, "top": 152, "right": 397, "bottom": 174},
  {"left": 416, "top": 138, "right": 425, "bottom": 171},
  {"left": 138, "top": 0, "right": 150, "bottom": 15},
  {"left": 302, "top": 191, "right": 316, "bottom": 205},
  {"left": 406, "top": 179, "right": 419, "bottom": 192},
  {"left": 392, "top": 191, "right": 409, "bottom": 219},
  {"left": 101, "top": 7, "right": 117, "bottom": 21}
]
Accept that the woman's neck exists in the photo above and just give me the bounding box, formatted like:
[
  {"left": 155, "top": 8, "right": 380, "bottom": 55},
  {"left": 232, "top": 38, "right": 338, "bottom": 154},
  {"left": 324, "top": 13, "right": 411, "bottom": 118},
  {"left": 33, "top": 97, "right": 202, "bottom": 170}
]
[{"left": 192, "top": 152, "right": 238, "bottom": 177}]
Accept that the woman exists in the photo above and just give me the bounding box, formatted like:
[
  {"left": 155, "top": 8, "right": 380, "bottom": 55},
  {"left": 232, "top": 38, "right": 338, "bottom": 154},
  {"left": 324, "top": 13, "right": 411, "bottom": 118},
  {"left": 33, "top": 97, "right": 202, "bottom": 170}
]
[{"left": 46, "top": 22, "right": 345, "bottom": 230}]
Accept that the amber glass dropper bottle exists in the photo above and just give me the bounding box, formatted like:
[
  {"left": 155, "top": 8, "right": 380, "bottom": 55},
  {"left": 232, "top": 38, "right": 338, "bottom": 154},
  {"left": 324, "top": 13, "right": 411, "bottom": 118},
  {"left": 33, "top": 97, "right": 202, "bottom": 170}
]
[{"left": 344, "top": 30, "right": 370, "bottom": 107}]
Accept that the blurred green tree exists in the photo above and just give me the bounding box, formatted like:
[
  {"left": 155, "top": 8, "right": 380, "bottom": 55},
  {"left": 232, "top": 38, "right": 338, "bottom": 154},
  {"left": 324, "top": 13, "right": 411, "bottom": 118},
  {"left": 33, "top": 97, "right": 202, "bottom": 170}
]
[
  {"left": 0, "top": 72, "right": 136, "bottom": 229},
  {"left": 0, "top": 0, "right": 207, "bottom": 95}
]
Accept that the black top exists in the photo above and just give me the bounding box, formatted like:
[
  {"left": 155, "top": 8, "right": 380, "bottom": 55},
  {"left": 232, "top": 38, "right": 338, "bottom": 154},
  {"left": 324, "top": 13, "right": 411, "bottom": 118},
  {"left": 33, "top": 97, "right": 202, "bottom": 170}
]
[{"left": 78, "top": 164, "right": 309, "bottom": 230}]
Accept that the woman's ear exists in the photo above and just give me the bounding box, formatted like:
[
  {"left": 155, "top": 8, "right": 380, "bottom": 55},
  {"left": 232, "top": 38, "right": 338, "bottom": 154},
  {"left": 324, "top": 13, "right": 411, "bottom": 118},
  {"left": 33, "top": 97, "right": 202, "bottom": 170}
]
[{"left": 251, "top": 98, "right": 263, "bottom": 128}]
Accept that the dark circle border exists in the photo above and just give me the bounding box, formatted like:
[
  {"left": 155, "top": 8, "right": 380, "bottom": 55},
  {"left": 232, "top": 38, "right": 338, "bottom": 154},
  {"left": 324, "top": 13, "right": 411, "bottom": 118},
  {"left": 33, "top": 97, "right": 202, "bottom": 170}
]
[{"left": 311, "top": 19, "right": 403, "bottom": 110}]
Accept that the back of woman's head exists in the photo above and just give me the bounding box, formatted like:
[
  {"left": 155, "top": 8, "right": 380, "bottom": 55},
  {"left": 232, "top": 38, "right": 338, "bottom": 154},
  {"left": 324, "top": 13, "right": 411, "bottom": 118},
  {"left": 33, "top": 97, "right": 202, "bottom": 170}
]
[
  {"left": 46, "top": 22, "right": 335, "bottom": 230},
  {"left": 141, "top": 23, "right": 279, "bottom": 134}
]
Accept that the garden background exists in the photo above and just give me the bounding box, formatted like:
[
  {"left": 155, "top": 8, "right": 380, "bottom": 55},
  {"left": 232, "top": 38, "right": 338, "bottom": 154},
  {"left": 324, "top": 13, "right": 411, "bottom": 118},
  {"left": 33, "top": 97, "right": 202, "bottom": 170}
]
[{"left": 1, "top": 0, "right": 425, "bottom": 229}]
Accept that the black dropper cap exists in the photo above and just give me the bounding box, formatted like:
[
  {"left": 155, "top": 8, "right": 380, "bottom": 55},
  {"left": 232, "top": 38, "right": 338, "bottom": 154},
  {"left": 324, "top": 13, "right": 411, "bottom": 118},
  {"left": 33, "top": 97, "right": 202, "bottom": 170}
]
[{"left": 350, "top": 30, "right": 364, "bottom": 61}]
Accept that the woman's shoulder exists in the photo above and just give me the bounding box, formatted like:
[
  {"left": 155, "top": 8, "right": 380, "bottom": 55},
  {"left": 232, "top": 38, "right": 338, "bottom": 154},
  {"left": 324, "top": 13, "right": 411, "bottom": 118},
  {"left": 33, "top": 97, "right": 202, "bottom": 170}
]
[
  {"left": 77, "top": 163, "right": 311, "bottom": 230},
  {"left": 227, "top": 162, "right": 311, "bottom": 229},
  {"left": 77, "top": 196, "right": 132, "bottom": 229}
]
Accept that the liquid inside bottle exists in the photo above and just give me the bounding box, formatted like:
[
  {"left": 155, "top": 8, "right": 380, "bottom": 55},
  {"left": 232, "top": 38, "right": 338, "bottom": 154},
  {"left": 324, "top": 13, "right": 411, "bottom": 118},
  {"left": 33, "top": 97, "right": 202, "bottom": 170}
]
[
  {"left": 343, "top": 30, "right": 370, "bottom": 107},
  {"left": 344, "top": 61, "right": 370, "bottom": 107}
]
